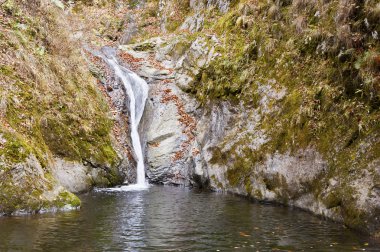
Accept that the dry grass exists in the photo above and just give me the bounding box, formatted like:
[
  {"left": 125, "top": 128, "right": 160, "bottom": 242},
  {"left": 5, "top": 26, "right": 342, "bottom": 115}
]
[
  {"left": 0, "top": 0, "right": 119, "bottom": 167},
  {"left": 293, "top": 15, "right": 307, "bottom": 33}
]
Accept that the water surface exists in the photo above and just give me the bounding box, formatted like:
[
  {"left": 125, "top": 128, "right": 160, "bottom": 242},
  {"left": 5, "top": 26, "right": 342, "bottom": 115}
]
[{"left": 0, "top": 186, "right": 379, "bottom": 251}]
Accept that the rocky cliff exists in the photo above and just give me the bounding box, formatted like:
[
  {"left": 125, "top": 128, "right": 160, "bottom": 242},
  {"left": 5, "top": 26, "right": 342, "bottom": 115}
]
[
  {"left": 130, "top": 0, "right": 379, "bottom": 236},
  {"left": 1, "top": 0, "right": 379, "bottom": 237}
]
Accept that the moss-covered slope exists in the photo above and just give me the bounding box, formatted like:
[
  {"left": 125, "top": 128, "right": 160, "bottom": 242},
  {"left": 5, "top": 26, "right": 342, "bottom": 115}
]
[{"left": 0, "top": 0, "right": 125, "bottom": 214}]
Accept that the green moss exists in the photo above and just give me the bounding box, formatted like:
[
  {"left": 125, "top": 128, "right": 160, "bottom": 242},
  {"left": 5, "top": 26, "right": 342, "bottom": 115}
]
[
  {"left": 244, "top": 176, "right": 252, "bottom": 195},
  {"left": 263, "top": 173, "right": 290, "bottom": 200},
  {"left": 210, "top": 175, "right": 225, "bottom": 190},
  {"left": 0, "top": 0, "right": 123, "bottom": 202},
  {"left": 99, "top": 144, "right": 118, "bottom": 166},
  {"left": 225, "top": 146, "right": 259, "bottom": 187},
  {"left": 40, "top": 114, "right": 118, "bottom": 166},
  {"left": 2, "top": 0, "right": 19, "bottom": 16},
  {"left": 106, "top": 166, "right": 123, "bottom": 185},
  {"left": 55, "top": 191, "right": 81, "bottom": 208},
  {"left": 209, "top": 147, "right": 228, "bottom": 165},
  {"left": 0, "top": 171, "right": 48, "bottom": 214},
  {"left": 168, "top": 39, "right": 193, "bottom": 60},
  {"left": 214, "top": 10, "right": 239, "bottom": 31},
  {"left": 339, "top": 186, "right": 368, "bottom": 231},
  {"left": 1, "top": 51, "right": 118, "bottom": 169},
  {"left": 185, "top": 1, "right": 378, "bottom": 234},
  {"left": 322, "top": 191, "right": 343, "bottom": 209},
  {"left": 263, "top": 175, "right": 279, "bottom": 191},
  {"left": 0, "top": 131, "right": 32, "bottom": 163},
  {"left": 0, "top": 65, "right": 14, "bottom": 76},
  {"left": 40, "top": 116, "right": 79, "bottom": 159},
  {"left": 133, "top": 42, "right": 156, "bottom": 52},
  {"left": 166, "top": 20, "right": 182, "bottom": 33}
]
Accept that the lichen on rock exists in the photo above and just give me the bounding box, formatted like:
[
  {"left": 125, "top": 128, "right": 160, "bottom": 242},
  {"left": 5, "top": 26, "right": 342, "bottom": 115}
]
[{"left": 134, "top": 0, "right": 380, "bottom": 236}]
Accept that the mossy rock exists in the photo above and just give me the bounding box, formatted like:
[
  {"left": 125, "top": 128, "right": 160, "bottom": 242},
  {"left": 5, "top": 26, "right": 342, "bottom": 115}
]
[
  {"left": 0, "top": 130, "right": 32, "bottom": 164},
  {"left": 54, "top": 191, "right": 81, "bottom": 208},
  {"left": 40, "top": 114, "right": 118, "bottom": 168}
]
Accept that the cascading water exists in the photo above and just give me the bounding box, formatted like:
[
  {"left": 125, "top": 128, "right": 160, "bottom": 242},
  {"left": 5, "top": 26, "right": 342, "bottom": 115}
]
[{"left": 97, "top": 48, "right": 149, "bottom": 191}]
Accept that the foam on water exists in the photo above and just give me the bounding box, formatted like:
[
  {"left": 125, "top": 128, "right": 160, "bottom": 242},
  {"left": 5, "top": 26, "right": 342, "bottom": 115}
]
[
  {"left": 95, "top": 183, "right": 150, "bottom": 192},
  {"left": 97, "top": 47, "right": 149, "bottom": 189}
]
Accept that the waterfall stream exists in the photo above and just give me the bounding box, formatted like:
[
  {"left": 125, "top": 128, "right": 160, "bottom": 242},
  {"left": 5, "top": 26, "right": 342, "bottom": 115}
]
[{"left": 98, "top": 48, "right": 149, "bottom": 190}]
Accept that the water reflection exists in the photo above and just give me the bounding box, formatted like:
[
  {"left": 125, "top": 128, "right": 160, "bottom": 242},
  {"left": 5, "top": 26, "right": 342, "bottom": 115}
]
[{"left": 0, "top": 186, "right": 379, "bottom": 251}]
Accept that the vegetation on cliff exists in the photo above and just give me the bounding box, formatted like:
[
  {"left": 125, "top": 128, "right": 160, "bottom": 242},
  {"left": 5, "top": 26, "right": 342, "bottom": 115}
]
[
  {"left": 0, "top": 0, "right": 125, "bottom": 213},
  {"left": 173, "top": 0, "right": 380, "bottom": 233},
  {"left": 1, "top": 0, "right": 379, "bottom": 236},
  {"left": 113, "top": 0, "right": 379, "bottom": 235}
]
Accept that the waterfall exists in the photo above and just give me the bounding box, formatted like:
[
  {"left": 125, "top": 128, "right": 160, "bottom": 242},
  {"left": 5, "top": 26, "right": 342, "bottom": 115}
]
[{"left": 98, "top": 48, "right": 149, "bottom": 190}]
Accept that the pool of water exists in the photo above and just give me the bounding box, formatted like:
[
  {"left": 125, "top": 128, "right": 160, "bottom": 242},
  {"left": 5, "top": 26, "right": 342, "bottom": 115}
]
[{"left": 0, "top": 186, "right": 379, "bottom": 251}]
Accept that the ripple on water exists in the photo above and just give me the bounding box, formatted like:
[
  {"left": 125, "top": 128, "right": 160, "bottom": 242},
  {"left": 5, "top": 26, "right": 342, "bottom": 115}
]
[{"left": 0, "top": 185, "right": 379, "bottom": 251}]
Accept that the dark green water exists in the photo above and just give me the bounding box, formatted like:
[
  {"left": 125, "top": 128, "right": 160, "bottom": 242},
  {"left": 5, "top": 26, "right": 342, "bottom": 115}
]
[{"left": 0, "top": 186, "right": 379, "bottom": 251}]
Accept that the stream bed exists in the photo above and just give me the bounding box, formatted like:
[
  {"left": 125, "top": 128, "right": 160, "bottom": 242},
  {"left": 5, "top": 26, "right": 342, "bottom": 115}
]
[{"left": 0, "top": 186, "right": 379, "bottom": 251}]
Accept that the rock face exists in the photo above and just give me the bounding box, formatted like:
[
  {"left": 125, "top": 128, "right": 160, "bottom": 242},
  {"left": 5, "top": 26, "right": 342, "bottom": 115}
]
[
  {"left": 0, "top": 153, "right": 79, "bottom": 215},
  {"left": 51, "top": 157, "right": 129, "bottom": 193},
  {"left": 117, "top": 38, "right": 202, "bottom": 186},
  {"left": 120, "top": 22, "right": 379, "bottom": 238},
  {"left": 138, "top": 0, "right": 380, "bottom": 236}
]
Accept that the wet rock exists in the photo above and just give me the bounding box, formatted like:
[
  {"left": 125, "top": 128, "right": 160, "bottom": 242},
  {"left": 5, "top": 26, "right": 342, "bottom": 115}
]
[
  {"left": 0, "top": 154, "right": 80, "bottom": 215},
  {"left": 52, "top": 159, "right": 93, "bottom": 193},
  {"left": 119, "top": 38, "right": 205, "bottom": 186}
]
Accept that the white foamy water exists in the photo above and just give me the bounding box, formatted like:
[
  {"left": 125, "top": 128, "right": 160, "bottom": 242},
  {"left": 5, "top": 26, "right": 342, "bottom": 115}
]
[
  {"left": 99, "top": 48, "right": 149, "bottom": 189},
  {"left": 95, "top": 184, "right": 149, "bottom": 192}
]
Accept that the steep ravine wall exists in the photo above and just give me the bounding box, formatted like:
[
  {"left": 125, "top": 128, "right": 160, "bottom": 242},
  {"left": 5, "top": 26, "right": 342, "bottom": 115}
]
[
  {"left": 134, "top": 0, "right": 380, "bottom": 236},
  {"left": 124, "top": 36, "right": 379, "bottom": 236},
  {"left": 1, "top": 0, "right": 379, "bottom": 238},
  {"left": 0, "top": 0, "right": 136, "bottom": 214}
]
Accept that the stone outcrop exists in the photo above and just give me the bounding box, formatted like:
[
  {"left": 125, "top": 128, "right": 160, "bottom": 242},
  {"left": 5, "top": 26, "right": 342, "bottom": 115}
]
[
  {"left": 116, "top": 33, "right": 380, "bottom": 236},
  {"left": 141, "top": 0, "right": 380, "bottom": 236}
]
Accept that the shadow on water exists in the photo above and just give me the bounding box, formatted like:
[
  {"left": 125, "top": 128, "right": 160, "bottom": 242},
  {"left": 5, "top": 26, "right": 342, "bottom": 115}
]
[{"left": 0, "top": 185, "right": 379, "bottom": 251}]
